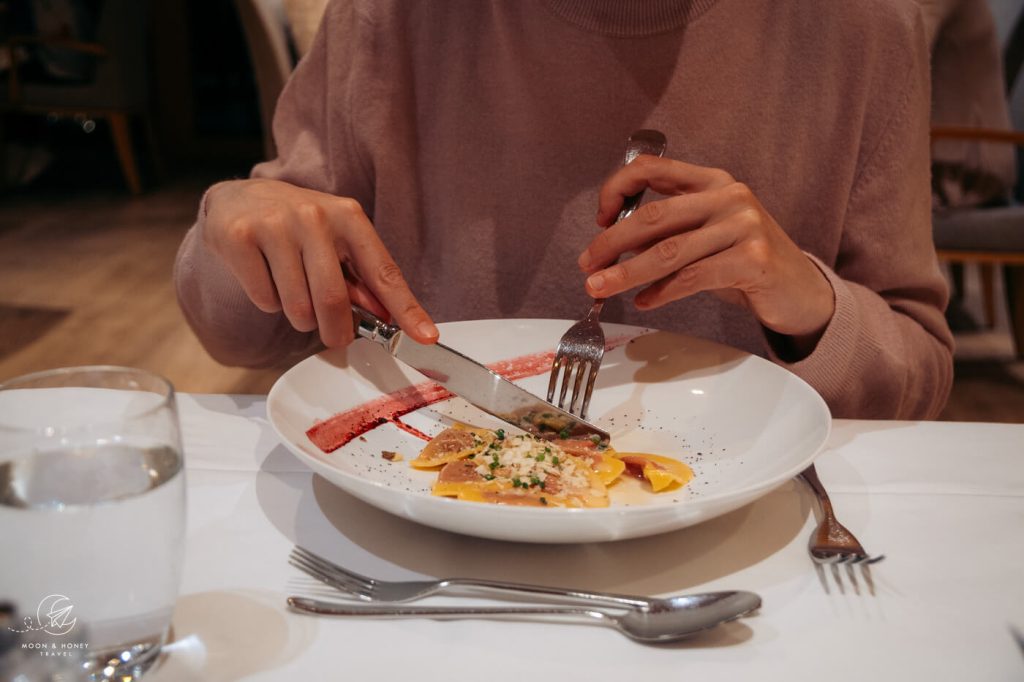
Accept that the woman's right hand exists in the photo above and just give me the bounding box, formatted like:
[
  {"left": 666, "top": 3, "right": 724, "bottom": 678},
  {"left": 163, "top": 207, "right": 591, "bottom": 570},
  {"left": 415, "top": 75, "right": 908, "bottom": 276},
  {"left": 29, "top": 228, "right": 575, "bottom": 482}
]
[{"left": 202, "top": 178, "right": 438, "bottom": 348}]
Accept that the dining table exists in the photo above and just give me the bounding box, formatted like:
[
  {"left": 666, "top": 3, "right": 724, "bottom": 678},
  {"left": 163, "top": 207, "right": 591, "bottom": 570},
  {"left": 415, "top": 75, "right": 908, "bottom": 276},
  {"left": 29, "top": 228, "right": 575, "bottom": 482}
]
[{"left": 146, "top": 392, "right": 1024, "bottom": 682}]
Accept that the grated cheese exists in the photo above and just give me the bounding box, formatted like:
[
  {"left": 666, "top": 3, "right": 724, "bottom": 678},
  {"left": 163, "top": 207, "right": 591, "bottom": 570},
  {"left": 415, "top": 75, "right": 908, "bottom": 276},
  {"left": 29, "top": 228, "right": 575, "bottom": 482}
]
[{"left": 473, "top": 434, "right": 590, "bottom": 491}]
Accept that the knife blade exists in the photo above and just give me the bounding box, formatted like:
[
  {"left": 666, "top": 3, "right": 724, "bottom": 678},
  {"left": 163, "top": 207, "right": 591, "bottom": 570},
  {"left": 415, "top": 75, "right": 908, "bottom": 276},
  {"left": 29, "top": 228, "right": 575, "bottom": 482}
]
[{"left": 351, "top": 306, "right": 609, "bottom": 443}]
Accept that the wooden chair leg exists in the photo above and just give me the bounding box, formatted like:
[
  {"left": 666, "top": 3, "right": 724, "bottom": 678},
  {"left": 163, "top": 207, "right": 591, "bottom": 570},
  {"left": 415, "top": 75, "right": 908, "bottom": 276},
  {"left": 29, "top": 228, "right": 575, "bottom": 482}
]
[
  {"left": 141, "top": 114, "right": 165, "bottom": 183},
  {"left": 108, "top": 112, "right": 142, "bottom": 195},
  {"left": 949, "top": 262, "right": 965, "bottom": 303},
  {"left": 979, "top": 263, "right": 997, "bottom": 328},
  {"left": 1005, "top": 265, "right": 1024, "bottom": 360},
  {"left": 0, "top": 112, "right": 7, "bottom": 189}
]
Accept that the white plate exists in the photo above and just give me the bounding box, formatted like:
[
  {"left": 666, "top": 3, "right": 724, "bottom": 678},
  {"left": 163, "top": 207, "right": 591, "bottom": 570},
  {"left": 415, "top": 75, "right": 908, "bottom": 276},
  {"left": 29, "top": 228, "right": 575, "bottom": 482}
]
[{"left": 267, "top": 319, "right": 831, "bottom": 543}]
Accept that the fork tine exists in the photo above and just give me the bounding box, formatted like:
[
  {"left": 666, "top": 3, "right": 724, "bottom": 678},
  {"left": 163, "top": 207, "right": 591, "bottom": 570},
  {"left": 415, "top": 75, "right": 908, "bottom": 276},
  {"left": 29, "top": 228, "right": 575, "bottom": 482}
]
[
  {"left": 579, "top": 364, "right": 600, "bottom": 421},
  {"left": 289, "top": 556, "right": 364, "bottom": 595},
  {"left": 557, "top": 358, "right": 577, "bottom": 409},
  {"left": 546, "top": 355, "right": 565, "bottom": 403},
  {"left": 292, "top": 549, "right": 373, "bottom": 587},
  {"left": 568, "top": 360, "right": 588, "bottom": 414},
  {"left": 289, "top": 554, "right": 359, "bottom": 588},
  {"left": 292, "top": 547, "right": 376, "bottom": 590}
]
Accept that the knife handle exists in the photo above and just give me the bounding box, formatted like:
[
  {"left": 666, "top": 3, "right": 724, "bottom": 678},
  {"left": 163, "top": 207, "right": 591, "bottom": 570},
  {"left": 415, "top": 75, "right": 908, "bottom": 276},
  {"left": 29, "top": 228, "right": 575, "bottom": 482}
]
[{"left": 351, "top": 305, "right": 400, "bottom": 347}]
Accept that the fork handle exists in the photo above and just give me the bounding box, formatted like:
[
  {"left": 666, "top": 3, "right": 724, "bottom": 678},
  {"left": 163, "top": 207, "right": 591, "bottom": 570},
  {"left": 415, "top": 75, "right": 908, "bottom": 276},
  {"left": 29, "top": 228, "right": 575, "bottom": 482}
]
[
  {"left": 617, "top": 190, "right": 646, "bottom": 223},
  {"left": 592, "top": 131, "right": 667, "bottom": 306},
  {"left": 799, "top": 464, "right": 836, "bottom": 520},
  {"left": 438, "top": 577, "right": 653, "bottom": 609},
  {"left": 613, "top": 129, "right": 667, "bottom": 225}
]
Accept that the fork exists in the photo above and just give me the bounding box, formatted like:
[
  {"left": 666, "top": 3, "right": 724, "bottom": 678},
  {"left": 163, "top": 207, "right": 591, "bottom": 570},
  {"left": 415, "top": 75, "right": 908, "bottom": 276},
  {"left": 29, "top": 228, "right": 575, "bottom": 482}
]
[
  {"left": 547, "top": 129, "right": 668, "bottom": 420},
  {"left": 289, "top": 545, "right": 659, "bottom": 609},
  {"left": 800, "top": 464, "right": 884, "bottom": 565}
]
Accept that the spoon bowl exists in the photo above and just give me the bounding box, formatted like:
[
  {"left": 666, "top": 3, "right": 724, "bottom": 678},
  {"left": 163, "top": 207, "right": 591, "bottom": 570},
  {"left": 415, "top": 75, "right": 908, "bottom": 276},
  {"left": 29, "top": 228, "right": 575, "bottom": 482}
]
[{"left": 610, "top": 591, "right": 762, "bottom": 642}]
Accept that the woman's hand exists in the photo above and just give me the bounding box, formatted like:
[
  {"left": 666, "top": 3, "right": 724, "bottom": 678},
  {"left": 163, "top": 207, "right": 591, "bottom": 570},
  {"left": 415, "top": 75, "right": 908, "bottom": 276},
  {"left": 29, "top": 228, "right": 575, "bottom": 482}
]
[
  {"left": 579, "top": 156, "right": 835, "bottom": 351},
  {"left": 202, "top": 178, "right": 438, "bottom": 348}
]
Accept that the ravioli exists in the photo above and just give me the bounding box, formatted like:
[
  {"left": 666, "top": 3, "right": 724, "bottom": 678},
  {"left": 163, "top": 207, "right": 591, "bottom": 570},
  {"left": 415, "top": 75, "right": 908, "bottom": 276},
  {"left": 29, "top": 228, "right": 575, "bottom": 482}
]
[
  {"left": 411, "top": 424, "right": 692, "bottom": 506},
  {"left": 431, "top": 432, "right": 609, "bottom": 507},
  {"left": 552, "top": 437, "right": 625, "bottom": 485},
  {"left": 408, "top": 424, "right": 495, "bottom": 469},
  {"left": 615, "top": 452, "right": 694, "bottom": 492}
]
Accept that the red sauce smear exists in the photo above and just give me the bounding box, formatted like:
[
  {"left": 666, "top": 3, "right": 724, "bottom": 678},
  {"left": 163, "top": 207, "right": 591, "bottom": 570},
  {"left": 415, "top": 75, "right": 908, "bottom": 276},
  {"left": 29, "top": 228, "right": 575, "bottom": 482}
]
[{"left": 305, "top": 335, "right": 637, "bottom": 453}]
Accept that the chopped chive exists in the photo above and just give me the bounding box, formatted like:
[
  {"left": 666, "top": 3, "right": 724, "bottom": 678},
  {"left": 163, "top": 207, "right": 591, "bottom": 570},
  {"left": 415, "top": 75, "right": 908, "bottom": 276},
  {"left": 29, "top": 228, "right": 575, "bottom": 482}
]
[
  {"left": 590, "top": 434, "right": 601, "bottom": 444},
  {"left": 530, "top": 476, "right": 541, "bottom": 487},
  {"left": 489, "top": 461, "right": 499, "bottom": 470},
  {"left": 484, "top": 474, "right": 495, "bottom": 481},
  {"left": 496, "top": 429, "right": 505, "bottom": 440},
  {"left": 552, "top": 456, "right": 560, "bottom": 466},
  {"left": 536, "top": 454, "right": 545, "bottom": 462},
  {"left": 540, "top": 497, "right": 548, "bottom": 505},
  {"left": 559, "top": 428, "right": 570, "bottom": 439},
  {"left": 468, "top": 454, "right": 476, "bottom": 459}
]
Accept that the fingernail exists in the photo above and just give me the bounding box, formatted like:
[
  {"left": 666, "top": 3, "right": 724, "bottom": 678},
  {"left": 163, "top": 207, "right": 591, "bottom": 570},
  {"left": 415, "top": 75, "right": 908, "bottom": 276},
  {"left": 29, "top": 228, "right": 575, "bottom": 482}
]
[
  {"left": 578, "top": 250, "right": 592, "bottom": 269},
  {"left": 417, "top": 321, "right": 438, "bottom": 340},
  {"left": 587, "top": 273, "right": 605, "bottom": 292}
]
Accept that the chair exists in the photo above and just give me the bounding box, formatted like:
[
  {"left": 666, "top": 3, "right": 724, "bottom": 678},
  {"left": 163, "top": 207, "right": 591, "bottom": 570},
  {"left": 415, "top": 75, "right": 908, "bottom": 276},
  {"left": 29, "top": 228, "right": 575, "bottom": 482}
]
[
  {"left": 0, "top": 0, "right": 156, "bottom": 194},
  {"left": 931, "top": 3, "right": 1024, "bottom": 358},
  {"left": 234, "top": 0, "right": 330, "bottom": 160},
  {"left": 234, "top": 0, "right": 296, "bottom": 161}
]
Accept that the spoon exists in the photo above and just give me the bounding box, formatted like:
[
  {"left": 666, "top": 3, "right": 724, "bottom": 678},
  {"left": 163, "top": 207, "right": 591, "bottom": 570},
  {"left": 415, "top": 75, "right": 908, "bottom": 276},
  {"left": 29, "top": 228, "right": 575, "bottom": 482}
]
[{"left": 287, "top": 591, "right": 761, "bottom": 643}]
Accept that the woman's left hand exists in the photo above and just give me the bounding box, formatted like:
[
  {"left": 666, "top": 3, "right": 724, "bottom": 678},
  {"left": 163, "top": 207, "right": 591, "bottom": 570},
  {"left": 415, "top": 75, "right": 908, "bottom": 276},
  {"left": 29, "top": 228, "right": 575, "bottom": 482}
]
[{"left": 579, "top": 156, "right": 835, "bottom": 347}]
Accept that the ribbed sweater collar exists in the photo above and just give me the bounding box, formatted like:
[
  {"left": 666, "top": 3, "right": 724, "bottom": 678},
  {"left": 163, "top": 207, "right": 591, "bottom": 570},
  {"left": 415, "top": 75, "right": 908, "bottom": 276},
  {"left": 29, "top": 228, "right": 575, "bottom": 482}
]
[{"left": 540, "top": 0, "right": 720, "bottom": 36}]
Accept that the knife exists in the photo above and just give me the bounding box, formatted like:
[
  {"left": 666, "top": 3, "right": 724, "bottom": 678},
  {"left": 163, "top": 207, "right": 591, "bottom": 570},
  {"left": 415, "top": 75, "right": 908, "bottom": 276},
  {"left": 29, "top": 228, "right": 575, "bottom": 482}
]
[{"left": 351, "top": 306, "right": 610, "bottom": 443}]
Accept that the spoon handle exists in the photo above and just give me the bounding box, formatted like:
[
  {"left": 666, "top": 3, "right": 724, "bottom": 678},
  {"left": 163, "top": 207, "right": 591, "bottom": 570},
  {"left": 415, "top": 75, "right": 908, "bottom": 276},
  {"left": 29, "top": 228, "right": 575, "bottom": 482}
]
[{"left": 288, "top": 596, "right": 599, "bottom": 621}]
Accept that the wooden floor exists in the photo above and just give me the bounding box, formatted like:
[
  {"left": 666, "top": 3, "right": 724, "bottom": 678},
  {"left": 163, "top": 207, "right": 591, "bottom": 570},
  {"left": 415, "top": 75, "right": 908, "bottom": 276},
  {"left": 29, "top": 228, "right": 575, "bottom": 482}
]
[
  {"left": 0, "top": 176, "right": 284, "bottom": 394},
  {"left": 1, "top": 176, "right": 1022, "bottom": 422}
]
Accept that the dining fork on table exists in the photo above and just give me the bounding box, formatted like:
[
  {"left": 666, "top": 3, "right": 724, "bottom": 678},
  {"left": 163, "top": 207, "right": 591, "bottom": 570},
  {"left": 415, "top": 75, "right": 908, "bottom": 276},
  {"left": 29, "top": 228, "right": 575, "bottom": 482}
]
[
  {"left": 800, "top": 464, "right": 884, "bottom": 592},
  {"left": 547, "top": 129, "right": 668, "bottom": 421},
  {"left": 289, "top": 545, "right": 658, "bottom": 609}
]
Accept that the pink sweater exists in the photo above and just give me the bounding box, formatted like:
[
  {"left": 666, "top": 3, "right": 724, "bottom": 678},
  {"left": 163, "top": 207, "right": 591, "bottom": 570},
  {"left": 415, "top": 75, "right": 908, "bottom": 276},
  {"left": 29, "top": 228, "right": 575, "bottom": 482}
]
[{"left": 175, "top": 0, "right": 954, "bottom": 419}]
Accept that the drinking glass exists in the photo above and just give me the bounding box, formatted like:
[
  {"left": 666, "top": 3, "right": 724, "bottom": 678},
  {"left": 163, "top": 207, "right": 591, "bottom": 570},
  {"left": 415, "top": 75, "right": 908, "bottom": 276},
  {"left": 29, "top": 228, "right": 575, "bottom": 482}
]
[{"left": 0, "top": 367, "right": 186, "bottom": 681}]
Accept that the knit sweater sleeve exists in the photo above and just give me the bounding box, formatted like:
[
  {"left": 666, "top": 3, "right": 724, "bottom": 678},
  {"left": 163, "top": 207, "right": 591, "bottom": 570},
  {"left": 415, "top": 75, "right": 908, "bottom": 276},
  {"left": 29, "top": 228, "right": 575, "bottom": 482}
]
[
  {"left": 173, "top": 0, "right": 369, "bottom": 368},
  {"left": 770, "top": 9, "right": 954, "bottom": 419}
]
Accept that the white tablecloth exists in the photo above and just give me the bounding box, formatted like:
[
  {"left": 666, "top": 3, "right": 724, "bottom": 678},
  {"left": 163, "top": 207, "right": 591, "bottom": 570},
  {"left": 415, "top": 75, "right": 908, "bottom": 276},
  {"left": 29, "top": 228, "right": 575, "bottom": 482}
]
[{"left": 149, "top": 394, "right": 1024, "bottom": 682}]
